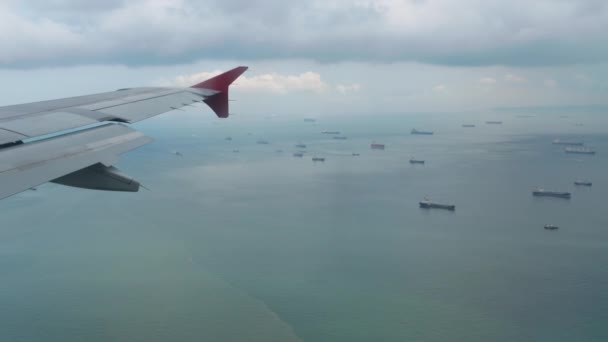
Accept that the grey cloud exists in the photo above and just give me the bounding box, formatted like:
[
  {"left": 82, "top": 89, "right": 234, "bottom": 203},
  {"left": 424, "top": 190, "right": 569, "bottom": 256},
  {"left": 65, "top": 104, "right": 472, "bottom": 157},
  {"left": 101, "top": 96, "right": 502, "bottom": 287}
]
[
  {"left": 12, "top": 0, "right": 125, "bottom": 12},
  {"left": 1, "top": 0, "right": 608, "bottom": 68}
]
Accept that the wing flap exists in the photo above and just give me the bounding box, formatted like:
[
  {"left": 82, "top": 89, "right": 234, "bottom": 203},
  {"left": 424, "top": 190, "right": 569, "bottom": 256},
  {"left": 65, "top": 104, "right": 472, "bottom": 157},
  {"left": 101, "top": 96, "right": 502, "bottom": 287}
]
[
  {"left": 0, "top": 111, "right": 98, "bottom": 138},
  {"left": 0, "top": 129, "right": 27, "bottom": 145},
  {"left": 0, "top": 123, "right": 151, "bottom": 200}
]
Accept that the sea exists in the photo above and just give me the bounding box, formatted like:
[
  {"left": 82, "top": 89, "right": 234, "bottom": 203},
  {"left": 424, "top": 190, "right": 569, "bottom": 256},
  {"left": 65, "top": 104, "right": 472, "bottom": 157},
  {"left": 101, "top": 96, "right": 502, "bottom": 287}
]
[{"left": 0, "top": 109, "right": 607, "bottom": 341}]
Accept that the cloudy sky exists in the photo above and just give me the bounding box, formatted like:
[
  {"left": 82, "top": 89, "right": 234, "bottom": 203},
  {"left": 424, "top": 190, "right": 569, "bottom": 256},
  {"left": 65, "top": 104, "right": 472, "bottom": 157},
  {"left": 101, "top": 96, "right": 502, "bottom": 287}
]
[{"left": 1, "top": 0, "right": 607, "bottom": 114}]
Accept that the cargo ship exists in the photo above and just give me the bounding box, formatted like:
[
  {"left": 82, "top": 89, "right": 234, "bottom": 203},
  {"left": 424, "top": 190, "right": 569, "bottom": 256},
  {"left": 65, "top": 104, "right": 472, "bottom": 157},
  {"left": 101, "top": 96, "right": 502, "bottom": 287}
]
[
  {"left": 409, "top": 159, "right": 425, "bottom": 164},
  {"left": 370, "top": 142, "right": 385, "bottom": 150},
  {"left": 462, "top": 124, "right": 476, "bottom": 128},
  {"left": 304, "top": 118, "right": 316, "bottom": 122},
  {"left": 574, "top": 180, "right": 592, "bottom": 186},
  {"left": 352, "top": 153, "right": 360, "bottom": 156},
  {"left": 544, "top": 224, "right": 559, "bottom": 230},
  {"left": 485, "top": 121, "right": 503, "bottom": 125},
  {"left": 321, "top": 130, "right": 340, "bottom": 135},
  {"left": 333, "top": 136, "right": 348, "bottom": 140},
  {"left": 565, "top": 147, "right": 595, "bottom": 155},
  {"left": 295, "top": 143, "right": 307, "bottom": 148},
  {"left": 293, "top": 152, "right": 304, "bottom": 158},
  {"left": 419, "top": 199, "right": 455, "bottom": 211},
  {"left": 552, "top": 139, "right": 583, "bottom": 146},
  {"left": 312, "top": 157, "right": 325, "bottom": 162},
  {"left": 532, "top": 188, "right": 571, "bottom": 199},
  {"left": 256, "top": 140, "right": 269, "bottom": 145},
  {"left": 411, "top": 128, "right": 434, "bottom": 135}
]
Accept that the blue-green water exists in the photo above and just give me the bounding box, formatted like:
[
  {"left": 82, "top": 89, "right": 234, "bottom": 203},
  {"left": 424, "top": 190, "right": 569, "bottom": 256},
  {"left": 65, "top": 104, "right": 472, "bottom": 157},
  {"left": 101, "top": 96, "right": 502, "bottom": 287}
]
[{"left": 1, "top": 111, "right": 608, "bottom": 341}]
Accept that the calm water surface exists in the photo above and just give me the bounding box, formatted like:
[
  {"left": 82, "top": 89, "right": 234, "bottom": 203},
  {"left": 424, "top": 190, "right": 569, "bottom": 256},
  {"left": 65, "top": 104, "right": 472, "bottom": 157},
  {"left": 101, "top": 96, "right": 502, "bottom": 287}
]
[{"left": 0, "top": 111, "right": 607, "bottom": 341}]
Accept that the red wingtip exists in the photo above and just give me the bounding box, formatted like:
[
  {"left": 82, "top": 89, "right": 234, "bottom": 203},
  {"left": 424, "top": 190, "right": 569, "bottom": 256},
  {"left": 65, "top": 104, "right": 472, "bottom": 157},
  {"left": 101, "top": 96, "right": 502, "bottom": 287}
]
[
  {"left": 191, "top": 66, "right": 248, "bottom": 91},
  {"left": 192, "top": 66, "right": 247, "bottom": 118}
]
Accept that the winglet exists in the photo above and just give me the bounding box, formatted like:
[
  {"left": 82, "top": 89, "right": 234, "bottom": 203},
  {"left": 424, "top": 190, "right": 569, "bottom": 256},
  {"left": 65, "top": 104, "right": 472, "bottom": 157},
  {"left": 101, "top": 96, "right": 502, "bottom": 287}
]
[
  {"left": 191, "top": 66, "right": 248, "bottom": 118},
  {"left": 191, "top": 66, "right": 248, "bottom": 92}
]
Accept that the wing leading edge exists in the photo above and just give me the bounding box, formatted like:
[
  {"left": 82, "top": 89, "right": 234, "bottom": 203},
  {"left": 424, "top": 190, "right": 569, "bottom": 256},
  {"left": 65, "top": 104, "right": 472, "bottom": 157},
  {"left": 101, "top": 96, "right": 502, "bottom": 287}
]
[{"left": 0, "top": 66, "right": 248, "bottom": 200}]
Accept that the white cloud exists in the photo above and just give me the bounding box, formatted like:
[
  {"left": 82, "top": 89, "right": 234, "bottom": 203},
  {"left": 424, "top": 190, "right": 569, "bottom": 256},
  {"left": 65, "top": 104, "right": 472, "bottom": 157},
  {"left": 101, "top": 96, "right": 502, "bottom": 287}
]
[
  {"left": 336, "top": 83, "right": 362, "bottom": 94},
  {"left": 479, "top": 77, "right": 497, "bottom": 85},
  {"left": 544, "top": 79, "right": 558, "bottom": 88},
  {"left": 172, "top": 70, "right": 328, "bottom": 94},
  {"left": 237, "top": 72, "right": 328, "bottom": 93},
  {"left": 505, "top": 74, "right": 526, "bottom": 82},
  {"left": 1, "top": 60, "right": 607, "bottom": 115},
  {"left": 433, "top": 84, "right": 446, "bottom": 92}
]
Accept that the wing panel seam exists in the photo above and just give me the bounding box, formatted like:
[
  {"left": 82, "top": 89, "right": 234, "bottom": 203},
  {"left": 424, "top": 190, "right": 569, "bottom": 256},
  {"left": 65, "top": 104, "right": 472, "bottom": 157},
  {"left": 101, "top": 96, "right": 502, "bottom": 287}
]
[{"left": 89, "top": 90, "right": 198, "bottom": 111}]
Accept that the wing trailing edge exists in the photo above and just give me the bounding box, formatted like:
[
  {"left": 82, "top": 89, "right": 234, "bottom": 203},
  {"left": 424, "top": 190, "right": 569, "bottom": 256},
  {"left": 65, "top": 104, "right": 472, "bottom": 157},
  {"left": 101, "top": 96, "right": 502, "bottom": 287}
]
[
  {"left": 0, "top": 123, "right": 150, "bottom": 200},
  {"left": 52, "top": 164, "right": 141, "bottom": 192},
  {"left": 191, "top": 66, "right": 248, "bottom": 118}
]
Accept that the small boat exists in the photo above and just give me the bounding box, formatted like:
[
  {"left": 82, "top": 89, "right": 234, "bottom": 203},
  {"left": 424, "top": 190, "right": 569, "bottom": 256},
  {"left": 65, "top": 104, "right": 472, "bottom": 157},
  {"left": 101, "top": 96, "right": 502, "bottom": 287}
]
[
  {"left": 225, "top": 137, "right": 233, "bottom": 141},
  {"left": 419, "top": 199, "right": 455, "bottom": 211},
  {"left": 295, "top": 143, "right": 307, "bottom": 148},
  {"left": 532, "top": 188, "right": 571, "bottom": 199},
  {"left": 574, "top": 180, "right": 592, "bottom": 186},
  {"left": 293, "top": 152, "right": 304, "bottom": 158},
  {"left": 172, "top": 151, "right": 183, "bottom": 157},
  {"left": 312, "top": 157, "right": 325, "bottom": 162},
  {"left": 304, "top": 118, "right": 316, "bottom": 122},
  {"left": 332, "top": 136, "right": 348, "bottom": 140},
  {"left": 370, "top": 142, "right": 385, "bottom": 150},
  {"left": 233, "top": 149, "right": 240, "bottom": 153},
  {"left": 462, "top": 124, "right": 476, "bottom": 128},
  {"left": 257, "top": 140, "right": 270, "bottom": 144},
  {"left": 275, "top": 149, "right": 284, "bottom": 153},
  {"left": 485, "top": 121, "right": 503, "bottom": 125},
  {"left": 352, "top": 153, "right": 360, "bottom": 156},
  {"left": 544, "top": 224, "right": 559, "bottom": 230},
  {"left": 409, "top": 159, "right": 425, "bottom": 164},
  {"left": 411, "top": 128, "right": 434, "bottom": 135},
  {"left": 321, "top": 131, "right": 340, "bottom": 135},
  {"left": 565, "top": 147, "right": 595, "bottom": 155}
]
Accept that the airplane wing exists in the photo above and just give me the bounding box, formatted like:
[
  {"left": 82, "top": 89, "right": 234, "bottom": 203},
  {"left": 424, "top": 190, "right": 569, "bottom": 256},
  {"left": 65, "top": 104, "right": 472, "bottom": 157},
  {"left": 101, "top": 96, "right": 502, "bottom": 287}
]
[{"left": 0, "top": 66, "right": 248, "bottom": 200}]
